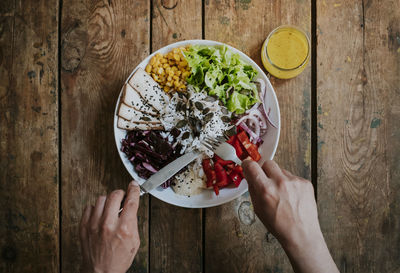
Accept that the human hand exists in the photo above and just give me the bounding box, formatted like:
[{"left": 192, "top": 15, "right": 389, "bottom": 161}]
[
  {"left": 242, "top": 160, "right": 338, "bottom": 273},
  {"left": 79, "top": 181, "right": 141, "bottom": 273}
]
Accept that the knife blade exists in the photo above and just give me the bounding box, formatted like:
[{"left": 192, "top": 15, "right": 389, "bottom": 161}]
[{"left": 139, "top": 150, "right": 200, "bottom": 195}]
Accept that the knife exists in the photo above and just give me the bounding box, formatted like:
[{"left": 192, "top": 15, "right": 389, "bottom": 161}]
[{"left": 139, "top": 150, "right": 200, "bottom": 195}]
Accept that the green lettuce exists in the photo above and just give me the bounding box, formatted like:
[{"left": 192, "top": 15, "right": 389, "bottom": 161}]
[{"left": 183, "top": 45, "right": 259, "bottom": 114}]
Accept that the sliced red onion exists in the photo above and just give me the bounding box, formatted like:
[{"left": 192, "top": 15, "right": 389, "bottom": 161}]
[
  {"left": 142, "top": 162, "right": 158, "bottom": 173},
  {"left": 239, "top": 122, "right": 262, "bottom": 144},
  {"left": 246, "top": 102, "right": 260, "bottom": 113},
  {"left": 258, "top": 104, "right": 277, "bottom": 129},
  {"left": 247, "top": 109, "right": 267, "bottom": 130},
  {"left": 255, "top": 78, "right": 266, "bottom": 101}
]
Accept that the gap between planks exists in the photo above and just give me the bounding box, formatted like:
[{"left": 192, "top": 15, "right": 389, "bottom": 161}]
[
  {"left": 58, "top": 0, "right": 63, "bottom": 272},
  {"left": 311, "top": 0, "right": 318, "bottom": 200}
]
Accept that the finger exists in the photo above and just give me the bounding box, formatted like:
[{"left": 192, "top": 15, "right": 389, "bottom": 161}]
[
  {"left": 102, "top": 189, "right": 125, "bottom": 226},
  {"left": 79, "top": 205, "right": 93, "bottom": 260},
  {"left": 120, "top": 181, "right": 141, "bottom": 228},
  {"left": 79, "top": 205, "right": 93, "bottom": 241},
  {"left": 281, "top": 169, "right": 295, "bottom": 179},
  {"left": 242, "top": 160, "right": 274, "bottom": 194},
  {"left": 262, "top": 160, "right": 285, "bottom": 181},
  {"left": 90, "top": 195, "right": 107, "bottom": 229}
]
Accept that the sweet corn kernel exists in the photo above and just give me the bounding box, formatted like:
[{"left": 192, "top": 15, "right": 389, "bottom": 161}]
[
  {"left": 145, "top": 64, "right": 152, "bottom": 73},
  {"left": 146, "top": 47, "right": 191, "bottom": 93},
  {"left": 173, "top": 54, "right": 180, "bottom": 61}
]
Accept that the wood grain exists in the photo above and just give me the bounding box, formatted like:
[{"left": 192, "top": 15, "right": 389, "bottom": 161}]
[
  {"left": 317, "top": 0, "right": 400, "bottom": 271},
  {"left": 149, "top": 1, "right": 203, "bottom": 272},
  {"left": 0, "top": 0, "right": 59, "bottom": 272},
  {"left": 60, "top": 1, "right": 150, "bottom": 272},
  {"left": 204, "top": 0, "right": 311, "bottom": 272}
]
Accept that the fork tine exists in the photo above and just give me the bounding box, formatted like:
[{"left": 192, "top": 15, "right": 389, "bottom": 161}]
[
  {"left": 202, "top": 142, "right": 213, "bottom": 150},
  {"left": 205, "top": 136, "right": 221, "bottom": 145},
  {"left": 217, "top": 135, "right": 227, "bottom": 142},
  {"left": 204, "top": 139, "right": 217, "bottom": 149}
]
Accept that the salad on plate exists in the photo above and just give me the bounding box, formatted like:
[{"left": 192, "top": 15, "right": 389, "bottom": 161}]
[{"left": 117, "top": 44, "right": 274, "bottom": 197}]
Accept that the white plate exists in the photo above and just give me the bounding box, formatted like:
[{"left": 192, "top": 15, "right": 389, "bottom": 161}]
[{"left": 114, "top": 40, "right": 280, "bottom": 208}]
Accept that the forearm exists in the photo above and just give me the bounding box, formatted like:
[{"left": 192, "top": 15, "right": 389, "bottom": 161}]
[{"left": 282, "top": 231, "right": 339, "bottom": 273}]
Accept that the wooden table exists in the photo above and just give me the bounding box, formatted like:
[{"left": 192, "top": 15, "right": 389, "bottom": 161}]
[{"left": 1, "top": 0, "right": 399, "bottom": 272}]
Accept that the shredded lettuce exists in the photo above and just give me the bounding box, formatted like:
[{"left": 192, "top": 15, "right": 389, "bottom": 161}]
[{"left": 183, "top": 45, "right": 259, "bottom": 114}]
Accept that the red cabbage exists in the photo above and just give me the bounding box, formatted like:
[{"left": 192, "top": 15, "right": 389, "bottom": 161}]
[{"left": 121, "top": 130, "right": 183, "bottom": 188}]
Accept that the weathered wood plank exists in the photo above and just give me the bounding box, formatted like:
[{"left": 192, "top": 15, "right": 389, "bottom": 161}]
[
  {"left": 0, "top": 0, "right": 59, "bottom": 272},
  {"left": 204, "top": 0, "right": 311, "bottom": 272},
  {"left": 149, "top": 1, "right": 203, "bottom": 272},
  {"left": 60, "top": 1, "right": 150, "bottom": 272},
  {"left": 317, "top": 0, "right": 400, "bottom": 271}
]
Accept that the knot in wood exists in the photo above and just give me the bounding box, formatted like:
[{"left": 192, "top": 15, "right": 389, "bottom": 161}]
[
  {"left": 238, "top": 201, "right": 255, "bottom": 225},
  {"left": 161, "top": 0, "right": 178, "bottom": 10},
  {"left": 61, "top": 21, "right": 87, "bottom": 72}
]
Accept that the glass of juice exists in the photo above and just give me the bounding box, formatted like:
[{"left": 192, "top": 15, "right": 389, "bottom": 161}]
[{"left": 261, "top": 25, "right": 310, "bottom": 79}]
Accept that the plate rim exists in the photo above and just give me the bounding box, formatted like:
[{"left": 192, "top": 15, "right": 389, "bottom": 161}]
[{"left": 113, "top": 39, "right": 281, "bottom": 208}]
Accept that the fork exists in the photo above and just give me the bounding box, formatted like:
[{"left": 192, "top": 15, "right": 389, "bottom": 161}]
[{"left": 202, "top": 136, "right": 242, "bottom": 165}]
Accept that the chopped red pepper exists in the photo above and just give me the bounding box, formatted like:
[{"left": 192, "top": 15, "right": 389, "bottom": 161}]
[
  {"left": 233, "top": 137, "right": 246, "bottom": 159},
  {"left": 225, "top": 163, "right": 235, "bottom": 171},
  {"left": 237, "top": 131, "right": 261, "bottom": 161},
  {"left": 202, "top": 159, "right": 216, "bottom": 187},
  {"left": 213, "top": 155, "right": 233, "bottom": 166},
  {"left": 227, "top": 135, "right": 236, "bottom": 145},
  {"left": 213, "top": 185, "right": 220, "bottom": 195},
  {"left": 228, "top": 165, "right": 244, "bottom": 187},
  {"left": 203, "top": 127, "right": 262, "bottom": 195},
  {"left": 214, "top": 162, "right": 229, "bottom": 187}
]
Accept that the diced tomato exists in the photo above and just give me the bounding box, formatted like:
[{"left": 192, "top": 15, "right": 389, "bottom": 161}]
[
  {"left": 236, "top": 131, "right": 261, "bottom": 161},
  {"left": 202, "top": 159, "right": 216, "bottom": 187},
  {"left": 214, "top": 162, "right": 229, "bottom": 187}
]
